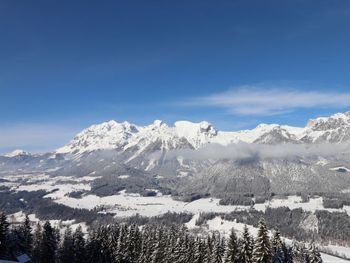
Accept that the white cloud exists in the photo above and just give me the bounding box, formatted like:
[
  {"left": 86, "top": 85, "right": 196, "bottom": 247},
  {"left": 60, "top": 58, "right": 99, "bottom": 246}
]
[
  {"left": 161, "top": 142, "right": 350, "bottom": 161},
  {"left": 0, "top": 124, "right": 78, "bottom": 153},
  {"left": 186, "top": 87, "right": 350, "bottom": 115}
]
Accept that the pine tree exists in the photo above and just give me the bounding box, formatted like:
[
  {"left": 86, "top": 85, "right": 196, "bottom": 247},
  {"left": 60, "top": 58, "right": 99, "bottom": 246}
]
[
  {"left": 281, "top": 241, "right": 293, "bottom": 263},
  {"left": 252, "top": 219, "right": 272, "bottom": 263},
  {"left": 21, "top": 214, "right": 33, "bottom": 256},
  {"left": 58, "top": 227, "right": 74, "bottom": 263},
  {"left": 202, "top": 237, "right": 212, "bottom": 263},
  {"left": 271, "top": 229, "right": 284, "bottom": 263},
  {"left": 150, "top": 227, "right": 164, "bottom": 263},
  {"left": 292, "top": 242, "right": 305, "bottom": 263},
  {"left": 72, "top": 226, "right": 86, "bottom": 263},
  {"left": 193, "top": 237, "right": 204, "bottom": 263},
  {"left": 32, "top": 223, "right": 43, "bottom": 263},
  {"left": 239, "top": 225, "right": 253, "bottom": 263},
  {"left": 210, "top": 233, "right": 225, "bottom": 263},
  {"left": 139, "top": 227, "right": 153, "bottom": 263},
  {"left": 308, "top": 243, "right": 323, "bottom": 263},
  {"left": 224, "top": 228, "right": 239, "bottom": 263},
  {"left": 41, "top": 221, "right": 58, "bottom": 263},
  {"left": 0, "top": 211, "right": 9, "bottom": 258}
]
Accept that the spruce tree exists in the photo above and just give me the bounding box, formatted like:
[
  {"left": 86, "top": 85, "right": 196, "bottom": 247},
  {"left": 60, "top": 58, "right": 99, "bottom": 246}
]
[
  {"left": 21, "top": 214, "right": 33, "bottom": 256},
  {"left": 32, "top": 223, "right": 43, "bottom": 263},
  {"left": 239, "top": 225, "right": 253, "bottom": 263},
  {"left": 150, "top": 227, "right": 165, "bottom": 263},
  {"left": 224, "top": 228, "right": 239, "bottom": 263},
  {"left": 271, "top": 229, "right": 284, "bottom": 263},
  {"left": 211, "top": 233, "right": 225, "bottom": 263},
  {"left": 292, "top": 242, "right": 305, "bottom": 263},
  {"left": 72, "top": 226, "right": 86, "bottom": 263},
  {"left": 58, "top": 227, "right": 74, "bottom": 263},
  {"left": 0, "top": 211, "right": 9, "bottom": 258},
  {"left": 193, "top": 237, "right": 204, "bottom": 263},
  {"left": 41, "top": 221, "right": 58, "bottom": 263},
  {"left": 252, "top": 219, "right": 272, "bottom": 263},
  {"left": 308, "top": 243, "right": 323, "bottom": 263}
]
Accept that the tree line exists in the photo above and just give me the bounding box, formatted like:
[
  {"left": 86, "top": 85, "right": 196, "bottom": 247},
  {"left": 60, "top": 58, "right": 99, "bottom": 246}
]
[{"left": 0, "top": 211, "right": 323, "bottom": 263}]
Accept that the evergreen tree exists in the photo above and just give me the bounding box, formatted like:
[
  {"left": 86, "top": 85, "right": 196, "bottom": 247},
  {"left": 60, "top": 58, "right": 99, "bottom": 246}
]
[
  {"left": 308, "top": 243, "right": 323, "bottom": 263},
  {"left": 271, "top": 229, "right": 284, "bottom": 263},
  {"left": 58, "top": 227, "right": 74, "bottom": 263},
  {"left": 292, "top": 242, "right": 305, "bottom": 263},
  {"left": 252, "top": 219, "right": 272, "bottom": 263},
  {"left": 281, "top": 241, "right": 293, "bottom": 263},
  {"left": 138, "top": 227, "right": 152, "bottom": 263},
  {"left": 115, "top": 224, "right": 128, "bottom": 262},
  {"left": 41, "top": 221, "right": 58, "bottom": 263},
  {"left": 193, "top": 237, "right": 204, "bottom": 263},
  {"left": 72, "top": 226, "right": 86, "bottom": 263},
  {"left": 211, "top": 233, "right": 225, "bottom": 263},
  {"left": 0, "top": 211, "right": 9, "bottom": 258},
  {"left": 32, "top": 223, "right": 43, "bottom": 263},
  {"left": 239, "top": 225, "right": 253, "bottom": 263},
  {"left": 21, "top": 214, "right": 33, "bottom": 256},
  {"left": 224, "top": 228, "right": 239, "bottom": 263},
  {"left": 150, "top": 228, "right": 164, "bottom": 263}
]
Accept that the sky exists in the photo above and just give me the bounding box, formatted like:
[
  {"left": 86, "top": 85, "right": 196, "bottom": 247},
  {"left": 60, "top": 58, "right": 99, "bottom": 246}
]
[{"left": 1, "top": 0, "right": 350, "bottom": 153}]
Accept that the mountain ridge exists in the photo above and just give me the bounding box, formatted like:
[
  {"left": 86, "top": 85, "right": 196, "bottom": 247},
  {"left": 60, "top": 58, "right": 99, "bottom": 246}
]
[{"left": 53, "top": 111, "right": 350, "bottom": 156}]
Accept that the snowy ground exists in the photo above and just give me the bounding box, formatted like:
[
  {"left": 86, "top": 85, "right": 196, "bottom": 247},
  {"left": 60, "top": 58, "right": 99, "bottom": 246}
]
[
  {"left": 4, "top": 172, "right": 350, "bottom": 262},
  {"left": 7, "top": 211, "right": 88, "bottom": 234},
  {"left": 4, "top": 173, "right": 350, "bottom": 217}
]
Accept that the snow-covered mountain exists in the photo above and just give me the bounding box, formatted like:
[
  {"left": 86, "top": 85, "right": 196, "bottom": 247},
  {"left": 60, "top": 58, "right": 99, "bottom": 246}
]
[
  {"left": 56, "top": 111, "right": 350, "bottom": 156},
  {"left": 4, "top": 149, "right": 31, "bottom": 158},
  {"left": 3, "top": 111, "right": 350, "bottom": 198}
]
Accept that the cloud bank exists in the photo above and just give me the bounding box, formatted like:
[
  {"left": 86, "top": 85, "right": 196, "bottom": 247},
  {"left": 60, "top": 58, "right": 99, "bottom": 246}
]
[
  {"left": 159, "top": 142, "right": 350, "bottom": 161},
  {"left": 185, "top": 87, "right": 350, "bottom": 115}
]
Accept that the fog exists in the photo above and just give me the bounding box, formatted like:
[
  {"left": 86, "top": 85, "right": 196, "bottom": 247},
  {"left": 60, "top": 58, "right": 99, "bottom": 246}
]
[{"left": 158, "top": 142, "right": 350, "bottom": 161}]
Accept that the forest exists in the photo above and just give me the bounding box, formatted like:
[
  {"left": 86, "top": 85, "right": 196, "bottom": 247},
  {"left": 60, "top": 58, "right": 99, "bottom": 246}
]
[{"left": 0, "top": 211, "right": 323, "bottom": 263}]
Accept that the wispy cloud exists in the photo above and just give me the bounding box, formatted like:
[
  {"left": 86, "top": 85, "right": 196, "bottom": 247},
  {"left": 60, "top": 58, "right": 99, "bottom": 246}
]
[
  {"left": 184, "top": 86, "right": 350, "bottom": 116},
  {"left": 0, "top": 124, "right": 79, "bottom": 153}
]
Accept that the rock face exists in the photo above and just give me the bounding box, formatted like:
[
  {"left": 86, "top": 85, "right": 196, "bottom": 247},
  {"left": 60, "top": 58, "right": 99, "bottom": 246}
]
[{"left": 3, "top": 111, "right": 350, "bottom": 197}]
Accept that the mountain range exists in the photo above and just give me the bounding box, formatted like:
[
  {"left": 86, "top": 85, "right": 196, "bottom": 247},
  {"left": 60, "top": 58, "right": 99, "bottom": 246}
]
[{"left": 2, "top": 111, "right": 350, "bottom": 199}]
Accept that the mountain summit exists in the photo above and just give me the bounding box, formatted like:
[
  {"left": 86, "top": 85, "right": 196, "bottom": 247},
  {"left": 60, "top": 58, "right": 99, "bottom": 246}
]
[{"left": 56, "top": 112, "right": 350, "bottom": 155}]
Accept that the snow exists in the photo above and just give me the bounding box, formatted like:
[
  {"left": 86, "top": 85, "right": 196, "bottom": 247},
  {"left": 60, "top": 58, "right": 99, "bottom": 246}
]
[
  {"left": 54, "top": 111, "right": 350, "bottom": 155},
  {"left": 321, "top": 254, "right": 350, "bottom": 263},
  {"left": 118, "top": 175, "right": 130, "bottom": 179},
  {"left": 8, "top": 211, "right": 88, "bottom": 234},
  {"left": 254, "top": 195, "right": 350, "bottom": 214},
  {"left": 330, "top": 167, "right": 350, "bottom": 172},
  {"left": 4, "top": 149, "right": 30, "bottom": 157},
  {"left": 50, "top": 190, "right": 251, "bottom": 217}
]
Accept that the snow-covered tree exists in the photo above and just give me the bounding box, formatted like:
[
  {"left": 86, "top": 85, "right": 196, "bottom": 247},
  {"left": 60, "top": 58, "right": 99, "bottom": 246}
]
[
  {"left": 252, "top": 219, "right": 272, "bottom": 263},
  {"left": 271, "top": 229, "right": 284, "bottom": 263},
  {"left": 239, "top": 225, "right": 253, "bottom": 263},
  {"left": 308, "top": 243, "right": 323, "bottom": 263},
  {"left": 211, "top": 233, "right": 225, "bottom": 263},
  {"left": 224, "top": 228, "right": 239, "bottom": 263},
  {"left": 193, "top": 237, "right": 204, "bottom": 263}
]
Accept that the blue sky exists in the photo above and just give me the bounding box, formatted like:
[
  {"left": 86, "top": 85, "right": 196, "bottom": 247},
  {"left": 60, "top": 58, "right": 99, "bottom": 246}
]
[{"left": 1, "top": 0, "right": 350, "bottom": 152}]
